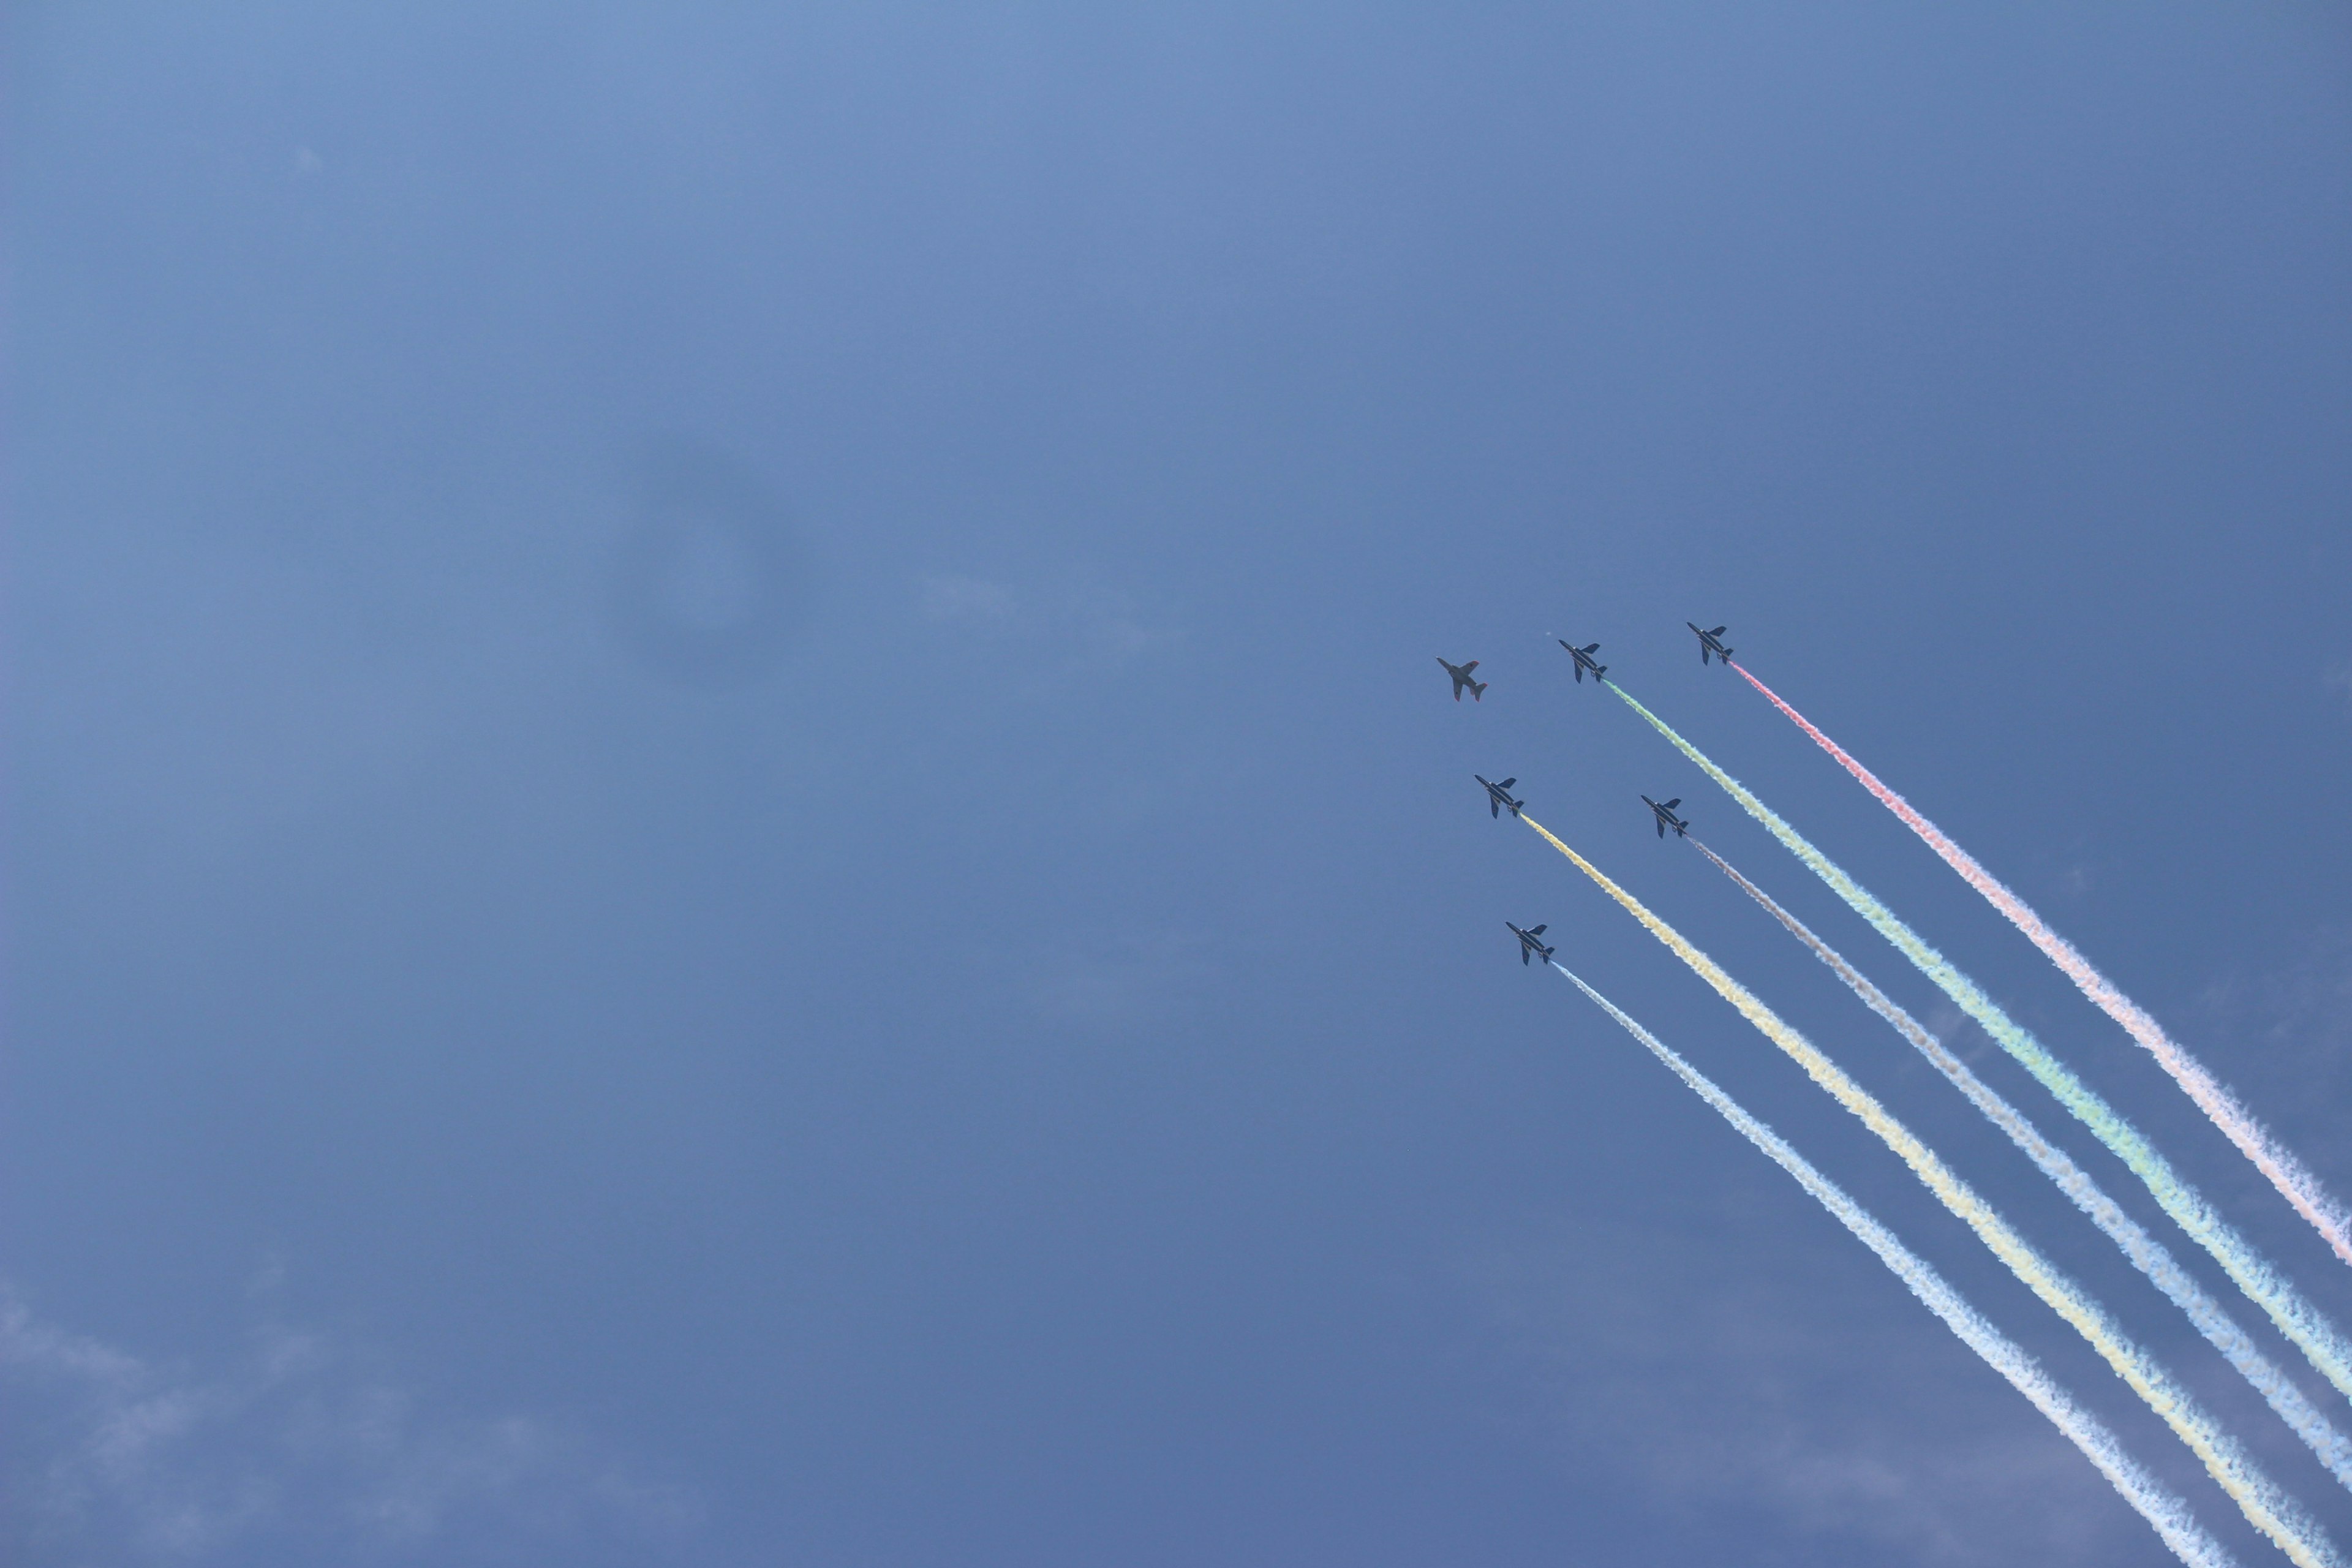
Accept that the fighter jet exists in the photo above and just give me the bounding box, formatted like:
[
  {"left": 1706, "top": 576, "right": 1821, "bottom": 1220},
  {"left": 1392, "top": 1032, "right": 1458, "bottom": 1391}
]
[
  {"left": 1506, "top": 921, "right": 1556, "bottom": 966},
  {"left": 1437, "top": 657, "right": 1488, "bottom": 701},
  {"left": 1474, "top": 774, "right": 1525, "bottom": 819},
  {"left": 1687, "top": 623, "right": 1734, "bottom": 665},
  {"left": 1557, "top": 639, "right": 1608, "bottom": 684},
  {"left": 1640, "top": 794, "right": 1690, "bottom": 839}
]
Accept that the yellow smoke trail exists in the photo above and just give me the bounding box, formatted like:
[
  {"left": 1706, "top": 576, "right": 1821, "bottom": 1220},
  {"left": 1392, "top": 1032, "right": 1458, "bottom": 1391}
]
[
  {"left": 1602, "top": 677, "right": 2352, "bottom": 1404},
  {"left": 1734, "top": 660, "right": 2352, "bottom": 1267},
  {"left": 1521, "top": 811, "right": 2340, "bottom": 1568},
  {"left": 1694, "top": 837, "right": 2352, "bottom": 1493},
  {"left": 1548, "top": 957, "right": 2237, "bottom": 1568}
]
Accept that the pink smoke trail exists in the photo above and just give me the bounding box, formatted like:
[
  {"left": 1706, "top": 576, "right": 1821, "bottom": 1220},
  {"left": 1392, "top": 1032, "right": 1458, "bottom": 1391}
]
[{"left": 1733, "top": 660, "right": 2352, "bottom": 1268}]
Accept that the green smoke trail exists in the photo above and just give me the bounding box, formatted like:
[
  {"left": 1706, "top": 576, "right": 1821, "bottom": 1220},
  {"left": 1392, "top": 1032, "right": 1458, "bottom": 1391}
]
[
  {"left": 1694, "top": 835, "right": 2352, "bottom": 1491},
  {"left": 1604, "top": 677, "right": 2352, "bottom": 1406},
  {"left": 1524, "top": 810, "right": 2340, "bottom": 1567},
  {"left": 1734, "top": 659, "right": 2352, "bottom": 1267},
  {"left": 1548, "top": 957, "right": 2237, "bottom": 1568}
]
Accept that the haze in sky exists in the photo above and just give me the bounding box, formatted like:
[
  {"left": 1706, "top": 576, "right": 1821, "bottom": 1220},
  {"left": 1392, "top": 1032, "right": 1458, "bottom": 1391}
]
[{"left": 6, "top": 4, "right": 2352, "bottom": 1564}]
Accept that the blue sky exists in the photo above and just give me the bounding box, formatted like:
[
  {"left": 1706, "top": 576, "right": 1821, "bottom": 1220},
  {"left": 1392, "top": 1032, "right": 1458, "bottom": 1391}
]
[{"left": 6, "top": 4, "right": 2352, "bottom": 1563}]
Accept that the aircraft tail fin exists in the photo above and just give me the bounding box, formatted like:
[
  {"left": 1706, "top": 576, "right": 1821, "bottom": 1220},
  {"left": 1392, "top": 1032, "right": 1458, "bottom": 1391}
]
[{"left": 1470, "top": 680, "right": 1487, "bottom": 699}]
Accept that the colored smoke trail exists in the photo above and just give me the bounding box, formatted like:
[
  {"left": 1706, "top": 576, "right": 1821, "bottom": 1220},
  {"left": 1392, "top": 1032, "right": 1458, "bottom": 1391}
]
[
  {"left": 1548, "top": 957, "right": 2237, "bottom": 1568},
  {"left": 1730, "top": 659, "right": 2352, "bottom": 1270},
  {"left": 1605, "top": 677, "right": 2352, "bottom": 1406},
  {"left": 1694, "top": 837, "right": 2352, "bottom": 1492},
  {"left": 1521, "top": 811, "right": 2340, "bottom": 1568}
]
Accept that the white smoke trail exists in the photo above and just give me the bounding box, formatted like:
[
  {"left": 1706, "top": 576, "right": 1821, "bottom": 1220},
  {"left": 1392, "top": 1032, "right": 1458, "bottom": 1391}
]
[
  {"left": 1694, "top": 837, "right": 2352, "bottom": 1492},
  {"left": 1547, "top": 959, "right": 2237, "bottom": 1568}
]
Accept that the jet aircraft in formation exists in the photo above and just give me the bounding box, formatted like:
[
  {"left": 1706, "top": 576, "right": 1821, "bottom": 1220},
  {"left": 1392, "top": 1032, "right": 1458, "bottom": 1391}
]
[
  {"left": 1640, "top": 794, "right": 1690, "bottom": 839},
  {"left": 1442, "top": 630, "right": 1727, "bottom": 963},
  {"left": 1436, "top": 657, "right": 1488, "bottom": 701},
  {"left": 1687, "top": 623, "right": 1733, "bottom": 665},
  {"left": 1475, "top": 774, "right": 1525, "bottom": 819},
  {"left": 1441, "top": 624, "right": 1730, "bottom": 701},
  {"left": 1557, "top": 639, "right": 1607, "bottom": 684},
  {"left": 1506, "top": 921, "right": 1555, "bottom": 966}
]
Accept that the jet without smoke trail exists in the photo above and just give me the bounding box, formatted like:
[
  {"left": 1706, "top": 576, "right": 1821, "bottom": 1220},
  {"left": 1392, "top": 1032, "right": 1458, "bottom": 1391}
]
[
  {"left": 1693, "top": 835, "right": 2352, "bottom": 1494},
  {"left": 1436, "top": 656, "right": 1487, "bottom": 701},
  {"left": 1518, "top": 809, "right": 2343, "bottom": 1568},
  {"left": 1545, "top": 957, "right": 2237, "bottom": 1568},
  {"left": 1599, "top": 675, "right": 2352, "bottom": 1405},
  {"left": 1730, "top": 657, "right": 2352, "bottom": 1271}
]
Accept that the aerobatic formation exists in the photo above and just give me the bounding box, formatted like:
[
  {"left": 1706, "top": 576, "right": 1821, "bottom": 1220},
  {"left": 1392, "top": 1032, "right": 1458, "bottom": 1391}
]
[{"left": 1441, "top": 624, "right": 2352, "bottom": 1566}]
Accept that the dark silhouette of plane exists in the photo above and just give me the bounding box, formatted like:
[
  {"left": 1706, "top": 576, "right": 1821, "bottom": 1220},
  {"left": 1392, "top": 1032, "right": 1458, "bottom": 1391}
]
[
  {"left": 1436, "top": 657, "right": 1488, "bottom": 701},
  {"left": 1475, "top": 775, "right": 1525, "bottom": 819},
  {"left": 1506, "top": 922, "right": 1555, "bottom": 966},
  {"left": 1557, "top": 638, "right": 1607, "bottom": 683},
  {"left": 1641, "top": 794, "right": 1690, "bottom": 839},
  {"left": 1688, "top": 624, "right": 1733, "bottom": 665}
]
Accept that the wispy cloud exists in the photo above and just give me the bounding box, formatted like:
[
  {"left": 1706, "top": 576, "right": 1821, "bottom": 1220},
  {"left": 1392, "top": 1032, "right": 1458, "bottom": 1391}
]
[
  {"left": 919, "top": 574, "right": 1020, "bottom": 628},
  {"left": 1028, "top": 932, "right": 1214, "bottom": 1029},
  {"left": 0, "top": 1288, "right": 699, "bottom": 1566},
  {"left": 2196, "top": 928, "right": 2352, "bottom": 1193},
  {"left": 919, "top": 571, "right": 1180, "bottom": 668},
  {"left": 1464, "top": 1223, "right": 2152, "bottom": 1566}
]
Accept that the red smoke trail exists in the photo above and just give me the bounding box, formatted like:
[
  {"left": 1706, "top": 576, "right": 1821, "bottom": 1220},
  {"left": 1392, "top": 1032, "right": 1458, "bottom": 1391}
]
[{"left": 1732, "top": 659, "right": 2352, "bottom": 1269}]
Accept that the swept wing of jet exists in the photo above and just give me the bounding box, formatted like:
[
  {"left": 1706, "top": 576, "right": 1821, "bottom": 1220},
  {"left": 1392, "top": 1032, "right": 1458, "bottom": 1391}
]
[
  {"left": 1640, "top": 794, "right": 1690, "bottom": 839},
  {"left": 1474, "top": 774, "right": 1525, "bottom": 819},
  {"left": 1687, "top": 623, "right": 1734, "bottom": 665},
  {"left": 1506, "top": 921, "right": 1556, "bottom": 966},
  {"left": 1556, "top": 638, "right": 1608, "bottom": 684},
  {"left": 1436, "top": 657, "right": 1488, "bottom": 701}
]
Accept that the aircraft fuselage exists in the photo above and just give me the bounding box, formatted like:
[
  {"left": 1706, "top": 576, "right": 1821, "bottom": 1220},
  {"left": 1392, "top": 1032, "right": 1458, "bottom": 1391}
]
[
  {"left": 1505, "top": 921, "right": 1555, "bottom": 965},
  {"left": 1558, "top": 639, "right": 1607, "bottom": 684},
  {"left": 1474, "top": 774, "right": 1525, "bottom": 818},
  {"left": 1438, "top": 657, "right": 1487, "bottom": 701}
]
